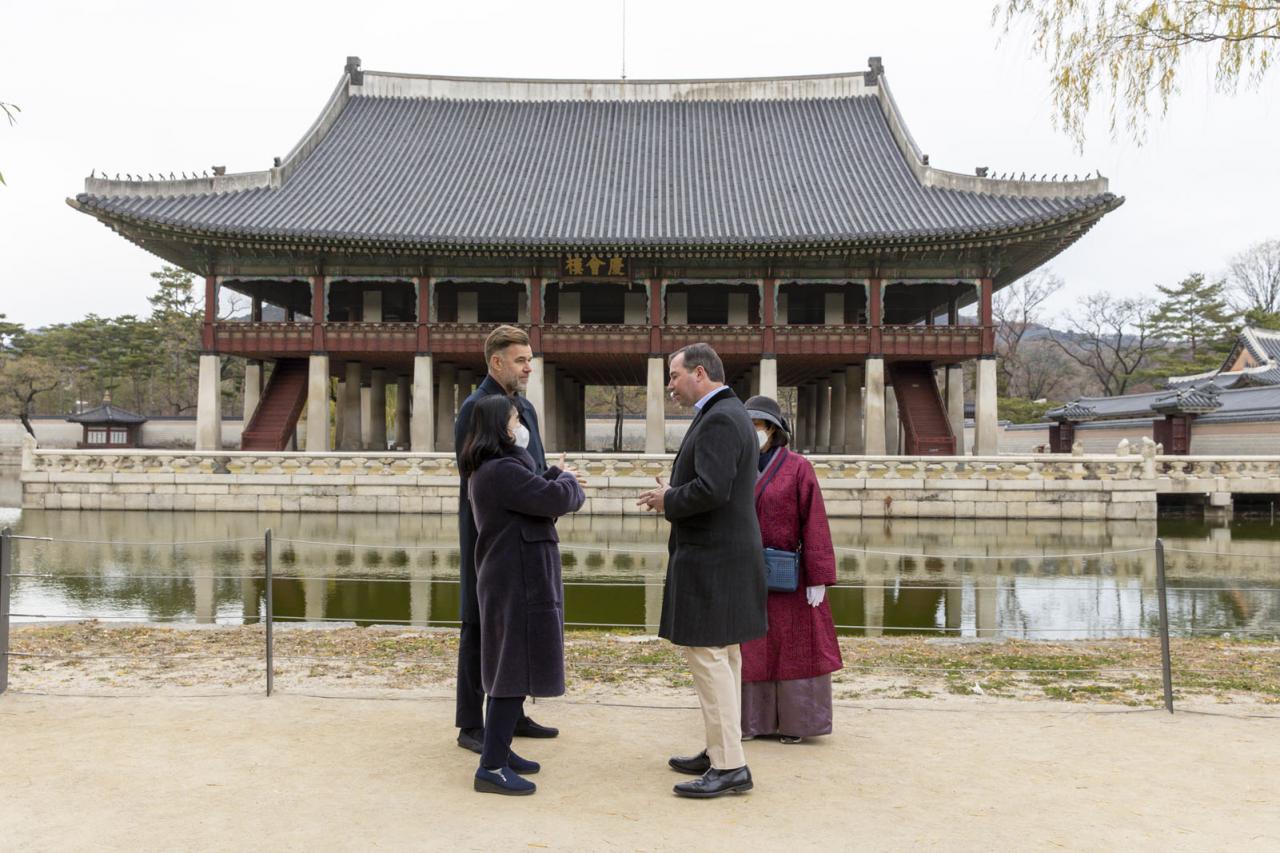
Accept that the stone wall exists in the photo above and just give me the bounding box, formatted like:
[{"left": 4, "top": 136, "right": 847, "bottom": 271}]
[
  {"left": 0, "top": 417, "right": 245, "bottom": 450},
  {"left": 20, "top": 440, "right": 1172, "bottom": 520}
]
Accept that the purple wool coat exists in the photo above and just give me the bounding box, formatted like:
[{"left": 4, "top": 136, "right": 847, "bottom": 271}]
[
  {"left": 468, "top": 447, "right": 586, "bottom": 698},
  {"left": 741, "top": 448, "right": 844, "bottom": 683}
]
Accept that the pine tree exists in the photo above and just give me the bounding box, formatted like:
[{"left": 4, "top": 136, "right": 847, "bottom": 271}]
[{"left": 1149, "top": 274, "right": 1237, "bottom": 369}]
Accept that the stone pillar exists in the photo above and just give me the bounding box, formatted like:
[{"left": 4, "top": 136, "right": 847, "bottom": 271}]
[
  {"left": 559, "top": 374, "right": 575, "bottom": 452},
  {"left": 975, "top": 357, "right": 998, "bottom": 455},
  {"left": 243, "top": 360, "right": 262, "bottom": 425},
  {"left": 340, "top": 362, "right": 363, "bottom": 451},
  {"left": 830, "top": 372, "right": 847, "bottom": 453},
  {"left": 196, "top": 353, "right": 222, "bottom": 451},
  {"left": 758, "top": 357, "right": 778, "bottom": 401},
  {"left": 456, "top": 368, "right": 475, "bottom": 403},
  {"left": 435, "top": 362, "right": 457, "bottom": 453},
  {"left": 393, "top": 375, "right": 410, "bottom": 448},
  {"left": 885, "top": 386, "right": 900, "bottom": 454},
  {"left": 543, "top": 363, "right": 559, "bottom": 452},
  {"left": 794, "top": 387, "right": 806, "bottom": 451},
  {"left": 946, "top": 364, "right": 967, "bottom": 455},
  {"left": 526, "top": 357, "right": 546, "bottom": 443},
  {"left": 360, "top": 384, "right": 373, "bottom": 449},
  {"left": 845, "top": 365, "right": 863, "bottom": 453},
  {"left": 369, "top": 368, "right": 388, "bottom": 451},
  {"left": 816, "top": 378, "right": 832, "bottom": 453},
  {"left": 334, "top": 380, "right": 346, "bottom": 449},
  {"left": 863, "top": 358, "right": 886, "bottom": 454},
  {"left": 410, "top": 356, "right": 434, "bottom": 451},
  {"left": 646, "top": 356, "right": 666, "bottom": 453},
  {"left": 306, "top": 355, "right": 331, "bottom": 452}
]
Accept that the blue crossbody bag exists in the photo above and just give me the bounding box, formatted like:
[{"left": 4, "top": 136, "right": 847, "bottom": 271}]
[{"left": 757, "top": 449, "right": 800, "bottom": 593}]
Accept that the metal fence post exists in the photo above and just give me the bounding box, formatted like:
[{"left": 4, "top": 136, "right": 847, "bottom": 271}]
[
  {"left": 1154, "top": 538, "right": 1174, "bottom": 713},
  {"left": 264, "top": 528, "right": 274, "bottom": 698},
  {"left": 1, "top": 527, "right": 12, "bottom": 696}
]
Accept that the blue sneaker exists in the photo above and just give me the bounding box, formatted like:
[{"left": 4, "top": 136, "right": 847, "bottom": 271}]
[
  {"left": 507, "top": 750, "right": 541, "bottom": 775},
  {"left": 474, "top": 766, "right": 537, "bottom": 796}
]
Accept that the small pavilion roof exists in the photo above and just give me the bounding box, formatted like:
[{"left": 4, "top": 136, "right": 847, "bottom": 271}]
[
  {"left": 69, "top": 58, "right": 1121, "bottom": 263},
  {"left": 67, "top": 394, "right": 147, "bottom": 425}
]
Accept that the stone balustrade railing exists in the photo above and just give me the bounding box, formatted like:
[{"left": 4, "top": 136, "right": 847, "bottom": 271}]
[
  {"left": 22, "top": 435, "right": 1279, "bottom": 518},
  {"left": 24, "top": 447, "right": 1161, "bottom": 482}
]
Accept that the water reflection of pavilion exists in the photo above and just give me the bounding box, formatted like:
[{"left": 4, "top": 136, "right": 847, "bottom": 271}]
[{"left": 10, "top": 511, "right": 1280, "bottom": 638}]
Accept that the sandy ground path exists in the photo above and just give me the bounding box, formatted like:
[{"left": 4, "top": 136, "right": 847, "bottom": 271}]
[{"left": 1, "top": 689, "right": 1277, "bottom": 852}]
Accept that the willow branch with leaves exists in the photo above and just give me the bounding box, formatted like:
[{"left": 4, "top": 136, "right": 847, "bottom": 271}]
[
  {"left": 0, "top": 100, "right": 18, "bottom": 185},
  {"left": 995, "top": 1, "right": 1280, "bottom": 147}
]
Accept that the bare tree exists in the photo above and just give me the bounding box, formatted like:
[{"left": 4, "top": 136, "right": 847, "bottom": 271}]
[
  {"left": 1050, "top": 292, "right": 1159, "bottom": 396},
  {"left": 1226, "top": 238, "right": 1280, "bottom": 316},
  {"left": 1010, "top": 341, "right": 1072, "bottom": 401},
  {"left": 993, "top": 270, "right": 1064, "bottom": 396}
]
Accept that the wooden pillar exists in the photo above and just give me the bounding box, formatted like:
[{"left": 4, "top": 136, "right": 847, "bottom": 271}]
[
  {"left": 202, "top": 275, "right": 217, "bottom": 351},
  {"left": 868, "top": 278, "right": 883, "bottom": 355},
  {"left": 762, "top": 277, "right": 777, "bottom": 355},
  {"left": 310, "top": 276, "right": 326, "bottom": 350},
  {"left": 528, "top": 276, "right": 544, "bottom": 353}
]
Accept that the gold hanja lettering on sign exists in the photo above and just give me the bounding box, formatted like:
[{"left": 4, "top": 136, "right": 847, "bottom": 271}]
[{"left": 564, "top": 255, "right": 626, "bottom": 277}]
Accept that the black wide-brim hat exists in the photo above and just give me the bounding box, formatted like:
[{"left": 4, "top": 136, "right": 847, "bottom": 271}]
[{"left": 744, "top": 395, "right": 790, "bottom": 436}]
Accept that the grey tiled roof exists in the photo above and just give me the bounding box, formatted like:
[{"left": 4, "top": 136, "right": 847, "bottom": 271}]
[
  {"left": 66, "top": 402, "right": 147, "bottom": 425},
  {"left": 1152, "top": 385, "right": 1222, "bottom": 414},
  {"left": 74, "top": 94, "right": 1118, "bottom": 249}
]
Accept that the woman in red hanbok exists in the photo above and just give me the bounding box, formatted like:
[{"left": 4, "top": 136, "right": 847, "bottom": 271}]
[{"left": 740, "top": 396, "right": 844, "bottom": 742}]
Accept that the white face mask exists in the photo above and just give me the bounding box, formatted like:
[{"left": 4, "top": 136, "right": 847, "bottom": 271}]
[
  {"left": 513, "top": 422, "right": 531, "bottom": 449},
  {"left": 757, "top": 428, "right": 770, "bottom": 450}
]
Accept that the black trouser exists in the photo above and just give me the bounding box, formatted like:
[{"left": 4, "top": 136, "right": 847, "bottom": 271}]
[
  {"left": 455, "top": 620, "right": 485, "bottom": 730},
  {"left": 481, "top": 696, "right": 526, "bottom": 769}
]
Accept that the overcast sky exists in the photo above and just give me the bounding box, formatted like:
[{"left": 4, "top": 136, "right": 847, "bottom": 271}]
[{"left": 3, "top": 0, "right": 1278, "bottom": 329}]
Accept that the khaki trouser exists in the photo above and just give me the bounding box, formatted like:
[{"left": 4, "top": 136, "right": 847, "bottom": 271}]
[{"left": 682, "top": 644, "right": 746, "bottom": 770}]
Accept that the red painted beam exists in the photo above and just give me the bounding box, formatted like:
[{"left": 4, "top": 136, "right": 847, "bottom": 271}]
[
  {"left": 202, "top": 275, "right": 217, "bottom": 352},
  {"left": 310, "top": 275, "right": 325, "bottom": 352},
  {"left": 529, "top": 276, "right": 543, "bottom": 353},
  {"left": 762, "top": 277, "right": 776, "bottom": 354},
  {"left": 868, "top": 278, "right": 883, "bottom": 355}
]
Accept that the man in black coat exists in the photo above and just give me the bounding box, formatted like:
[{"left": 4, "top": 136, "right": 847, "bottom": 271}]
[
  {"left": 637, "top": 342, "right": 768, "bottom": 798},
  {"left": 454, "top": 325, "right": 559, "bottom": 753}
]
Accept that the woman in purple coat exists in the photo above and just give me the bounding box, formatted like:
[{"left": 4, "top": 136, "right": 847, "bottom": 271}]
[
  {"left": 461, "top": 395, "right": 586, "bottom": 795},
  {"left": 740, "top": 395, "right": 844, "bottom": 743}
]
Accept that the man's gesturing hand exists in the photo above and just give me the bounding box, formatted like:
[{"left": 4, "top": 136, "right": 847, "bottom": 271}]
[{"left": 636, "top": 475, "right": 670, "bottom": 513}]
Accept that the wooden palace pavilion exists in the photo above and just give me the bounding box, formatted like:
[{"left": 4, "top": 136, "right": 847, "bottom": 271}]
[{"left": 68, "top": 57, "right": 1122, "bottom": 455}]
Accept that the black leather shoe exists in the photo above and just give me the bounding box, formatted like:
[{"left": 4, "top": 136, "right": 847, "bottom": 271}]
[
  {"left": 513, "top": 716, "right": 559, "bottom": 738},
  {"left": 673, "top": 766, "right": 754, "bottom": 798},
  {"left": 456, "top": 728, "right": 483, "bottom": 754},
  {"left": 667, "top": 749, "right": 711, "bottom": 775}
]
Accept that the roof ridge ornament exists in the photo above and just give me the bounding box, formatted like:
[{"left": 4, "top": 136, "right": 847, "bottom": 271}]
[
  {"left": 866, "top": 56, "right": 883, "bottom": 85},
  {"left": 346, "top": 56, "right": 363, "bottom": 86}
]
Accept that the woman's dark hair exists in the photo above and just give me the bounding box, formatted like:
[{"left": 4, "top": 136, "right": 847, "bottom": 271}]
[{"left": 459, "top": 395, "right": 518, "bottom": 477}]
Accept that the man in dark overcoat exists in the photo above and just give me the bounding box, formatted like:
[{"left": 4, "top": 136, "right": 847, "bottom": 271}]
[
  {"left": 454, "top": 325, "right": 559, "bottom": 753},
  {"left": 637, "top": 342, "right": 768, "bottom": 798}
]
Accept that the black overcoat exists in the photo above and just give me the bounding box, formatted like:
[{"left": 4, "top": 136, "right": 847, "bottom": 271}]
[
  {"left": 469, "top": 447, "right": 585, "bottom": 698},
  {"left": 658, "top": 388, "right": 768, "bottom": 647},
  {"left": 455, "top": 375, "right": 546, "bottom": 624}
]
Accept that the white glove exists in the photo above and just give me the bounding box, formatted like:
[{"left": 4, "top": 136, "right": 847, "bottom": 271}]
[{"left": 805, "top": 585, "right": 825, "bottom": 607}]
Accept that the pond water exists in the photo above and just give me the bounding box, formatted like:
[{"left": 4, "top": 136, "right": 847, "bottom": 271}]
[{"left": 2, "top": 508, "right": 1278, "bottom": 639}]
